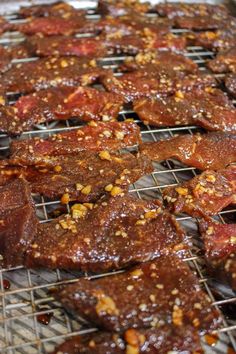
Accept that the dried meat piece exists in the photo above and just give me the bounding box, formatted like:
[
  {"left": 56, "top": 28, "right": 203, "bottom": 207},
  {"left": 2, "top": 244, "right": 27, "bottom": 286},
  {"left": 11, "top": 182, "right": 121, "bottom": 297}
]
[
  {"left": 56, "top": 255, "right": 221, "bottom": 333},
  {"left": 0, "top": 151, "right": 152, "bottom": 202},
  {"left": 192, "top": 29, "right": 236, "bottom": 51},
  {"left": 199, "top": 218, "right": 236, "bottom": 290},
  {"left": 25, "top": 194, "right": 187, "bottom": 270},
  {"left": 10, "top": 122, "right": 141, "bottom": 166},
  {"left": 52, "top": 326, "right": 202, "bottom": 354},
  {"left": 162, "top": 167, "right": 236, "bottom": 217},
  {"left": 0, "top": 178, "right": 38, "bottom": 268},
  {"left": 174, "top": 15, "right": 231, "bottom": 31},
  {"left": 225, "top": 74, "right": 236, "bottom": 98},
  {"left": 98, "top": 0, "right": 151, "bottom": 17},
  {"left": 0, "top": 57, "right": 107, "bottom": 95},
  {"left": 140, "top": 132, "right": 236, "bottom": 170},
  {"left": 134, "top": 88, "right": 236, "bottom": 133},
  {"left": 207, "top": 47, "right": 236, "bottom": 73},
  {"left": 0, "top": 44, "right": 31, "bottom": 74},
  {"left": 19, "top": 2, "right": 79, "bottom": 18},
  {"left": 0, "top": 16, "right": 12, "bottom": 34},
  {"left": 101, "top": 70, "right": 216, "bottom": 103},
  {"left": 0, "top": 86, "right": 124, "bottom": 135}
]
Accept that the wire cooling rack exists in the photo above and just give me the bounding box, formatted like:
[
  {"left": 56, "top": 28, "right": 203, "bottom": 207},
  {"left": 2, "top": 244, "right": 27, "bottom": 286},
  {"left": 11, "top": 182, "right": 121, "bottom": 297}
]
[{"left": 0, "top": 1, "right": 236, "bottom": 353}]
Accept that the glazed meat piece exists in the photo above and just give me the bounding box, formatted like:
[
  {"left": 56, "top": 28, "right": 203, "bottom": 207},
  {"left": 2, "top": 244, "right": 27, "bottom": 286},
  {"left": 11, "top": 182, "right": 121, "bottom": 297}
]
[
  {"left": 0, "top": 151, "right": 152, "bottom": 202},
  {"left": 0, "top": 43, "right": 31, "bottom": 74},
  {"left": 10, "top": 122, "right": 141, "bottom": 166},
  {"left": 0, "top": 57, "right": 106, "bottom": 95},
  {"left": 193, "top": 29, "right": 236, "bottom": 51},
  {"left": 207, "top": 47, "right": 236, "bottom": 73},
  {"left": 155, "top": 2, "right": 229, "bottom": 19},
  {"left": 174, "top": 15, "right": 230, "bottom": 30},
  {"left": 0, "top": 178, "right": 38, "bottom": 268},
  {"left": 0, "top": 86, "right": 124, "bottom": 135},
  {"left": 27, "top": 36, "right": 108, "bottom": 58},
  {"left": 19, "top": 2, "right": 79, "bottom": 18},
  {"left": 162, "top": 167, "right": 236, "bottom": 217},
  {"left": 25, "top": 194, "right": 187, "bottom": 270},
  {"left": 199, "top": 218, "right": 236, "bottom": 290},
  {"left": 102, "top": 70, "right": 216, "bottom": 103},
  {"left": 52, "top": 326, "right": 202, "bottom": 354},
  {"left": 98, "top": 0, "right": 151, "bottom": 17},
  {"left": 0, "top": 16, "right": 12, "bottom": 34},
  {"left": 56, "top": 256, "right": 220, "bottom": 333},
  {"left": 121, "top": 50, "right": 198, "bottom": 73},
  {"left": 225, "top": 74, "right": 236, "bottom": 98},
  {"left": 134, "top": 88, "right": 236, "bottom": 133},
  {"left": 140, "top": 132, "right": 236, "bottom": 170}
]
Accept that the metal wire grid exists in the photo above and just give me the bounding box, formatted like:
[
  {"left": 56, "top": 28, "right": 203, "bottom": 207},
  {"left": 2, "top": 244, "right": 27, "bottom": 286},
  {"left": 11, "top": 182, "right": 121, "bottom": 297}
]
[{"left": 0, "top": 3, "right": 235, "bottom": 353}]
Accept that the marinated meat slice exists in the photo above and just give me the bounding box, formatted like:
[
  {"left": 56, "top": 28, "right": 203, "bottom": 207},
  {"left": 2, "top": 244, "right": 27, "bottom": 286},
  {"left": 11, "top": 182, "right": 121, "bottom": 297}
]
[
  {"left": 56, "top": 256, "right": 221, "bottom": 333},
  {"left": 0, "top": 178, "right": 38, "bottom": 268},
  {"left": 27, "top": 35, "right": 108, "bottom": 58},
  {"left": 121, "top": 50, "right": 198, "bottom": 73},
  {"left": 19, "top": 2, "right": 79, "bottom": 18},
  {"left": 199, "top": 218, "right": 236, "bottom": 290},
  {"left": 52, "top": 326, "right": 202, "bottom": 354},
  {"left": 145, "top": 32, "right": 186, "bottom": 52},
  {"left": 225, "top": 74, "right": 236, "bottom": 98},
  {"left": 162, "top": 167, "right": 236, "bottom": 217},
  {"left": 0, "top": 151, "right": 152, "bottom": 202},
  {"left": 193, "top": 29, "right": 236, "bottom": 51},
  {"left": 0, "top": 86, "right": 124, "bottom": 135},
  {"left": 0, "top": 44, "right": 31, "bottom": 73},
  {"left": 10, "top": 122, "right": 141, "bottom": 166},
  {"left": 98, "top": 0, "right": 151, "bottom": 17},
  {"left": 0, "top": 16, "right": 12, "bottom": 34},
  {"left": 208, "top": 47, "right": 236, "bottom": 73},
  {"left": 101, "top": 70, "right": 216, "bottom": 103},
  {"left": 174, "top": 15, "right": 230, "bottom": 30},
  {"left": 0, "top": 57, "right": 106, "bottom": 95},
  {"left": 140, "top": 132, "right": 236, "bottom": 170},
  {"left": 134, "top": 88, "right": 236, "bottom": 133},
  {"left": 16, "top": 15, "right": 89, "bottom": 36},
  {"left": 155, "top": 2, "right": 229, "bottom": 19},
  {"left": 0, "top": 46, "right": 12, "bottom": 74},
  {"left": 25, "top": 194, "right": 188, "bottom": 270}
]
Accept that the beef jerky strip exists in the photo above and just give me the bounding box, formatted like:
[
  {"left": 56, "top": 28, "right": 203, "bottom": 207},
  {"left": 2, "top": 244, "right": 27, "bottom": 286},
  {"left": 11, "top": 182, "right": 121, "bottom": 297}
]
[
  {"left": 140, "top": 132, "right": 236, "bottom": 170},
  {"left": 0, "top": 42, "right": 36, "bottom": 74},
  {"left": 192, "top": 29, "right": 236, "bottom": 52},
  {"left": 174, "top": 15, "right": 235, "bottom": 31},
  {"left": 0, "top": 178, "right": 38, "bottom": 268},
  {"left": 162, "top": 166, "right": 236, "bottom": 217},
  {"left": 19, "top": 1, "right": 80, "bottom": 18},
  {"left": 10, "top": 122, "right": 141, "bottom": 166},
  {"left": 134, "top": 88, "right": 236, "bottom": 133},
  {"left": 199, "top": 218, "right": 236, "bottom": 291},
  {"left": 0, "top": 86, "right": 124, "bottom": 135},
  {"left": 52, "top": 326, "right": 202, "bottom": 354},
  {"left": 155, "top": 2, "right": 229, "bottom": 19},
  {"left": 0, "top": 57, "right": 107, "bottom": 95},
  {"left": 56, "top": 255, "right": 221, "bottom": 333},
  {"left": 98, "top": 0, "right": 151, "bottom": 17},
  {"left": 101, "top": 70, "right": 216, "bottom": 103},
  {"left": 225, "top": 74, "right": 236, "bottom": 98},
  {"left": 25, "top": 194, "right": 187, "bottom": 270},
  {"left": 0, "top": 150, "right": 152, "bottom": 202},
  {"left": 208, "top": 47, "right": 236, "bottom": 73},
  {"left": 121, "top": 50, "right": 198, "bottom": 73},
  {"left": 0, "top": 16, "right": 12, "bottom": 34}
]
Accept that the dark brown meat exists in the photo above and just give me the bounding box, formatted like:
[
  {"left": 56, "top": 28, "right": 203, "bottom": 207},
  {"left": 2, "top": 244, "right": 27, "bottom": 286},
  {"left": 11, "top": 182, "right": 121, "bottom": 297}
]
[
  {"left": 225, "top": 74, "right": 236, "bottom": 98},
  {"left": 192, "top": 29, "right": 236, "bottom": 51},
  {"left": 56, "top": 256, "right": 221, "bottom": 333},
  {"left": 0, "top": 44, "right": 31, "bottom": 74},
  {"left": 0, "top": 57, "right": 107, "bottom": 95},
  {"left": 102, "top": 70, "right": 216, "bottom": 103},
  {"left": 155, "top": 2, "right": 229, "bottom": 19},
  {"left": 0, "top": 86, "right": 124, "bottom": 135},
  {"left": 121, "top": 50, "right": 198, "bottom": 73},
  {"left": 140, "top": 132, "right": 236, "bottom": 170},
  {"left": 52, "top": 326, "right": 202, "bottom": 354},
  {"left": 9, "top": 122, "right": 141, "bottom": 166},
  {"left": 162, "top": 167, "right": 236, "bottom": 217},
  {"left": 207, "top": 47, "right": 236, "bottom": 73},
  {"left": 98, "top": 0, "right": 151, "bottom": 17},
  {"left": 25, "top": 194, "right": 188, "bottom": 271},
  {"left": 134, "top": 88, "right": 236, "bottom": 133},
  {"left": 199, "top": 218, "right": 236, "bottom": 291},
  {"left": 19, "top": 2, "right": 79, "bottom": 18},
  {"left": 174, "top": 15, "right": 234, "bottom": 30},
  {"left": 0, "top": 16, "right": 12, "bottom": 34},
  {"left": 0, "top": 151, "right": 152, "bottom": 202},
  {"left": 0, "top": 178, "right": 38, "bottom": 268}
]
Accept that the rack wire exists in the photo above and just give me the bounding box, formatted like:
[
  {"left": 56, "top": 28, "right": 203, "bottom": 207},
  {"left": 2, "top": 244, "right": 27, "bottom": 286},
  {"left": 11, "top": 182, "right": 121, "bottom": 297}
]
[{"left": 0, "top": 1, "right": 236, "bottom": 353}]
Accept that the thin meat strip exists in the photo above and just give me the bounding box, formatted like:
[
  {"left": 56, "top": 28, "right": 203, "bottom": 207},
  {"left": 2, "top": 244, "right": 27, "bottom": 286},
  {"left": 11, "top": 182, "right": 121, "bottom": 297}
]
[
  {"left": 207, "top": 47, "right": 236, "bottom": 73},
  {"left": 25, "top": 194, "right": 188, "bottom": 270},
  {"left": 140, "top": 132, "right": 236, "bottom": 170},
  {"left": 225, "top": 74, "right": 236, "bottom": 98},
  {"left": 19, "top": 2, "right": 79, "bottom": 18},
  {"left": 0, "top": 86, "right": 124, "bottom": 135},
  {"left": 9, "top": 122, "right": 141, "bottom": 166},
  {"left": 173, "top": 15, "right": 236, "bottom": 31},
  {"left": 199, "top": 218, "right": 236, "bottom": 291},
  {"left": 98, "top": 0, "right": 151, "bottom": 17},
  {"left": 134, "top": 88, "right": 236, "bottom": 133},
  {"left": 192, "top": 29, "right": 236, "bottom": 51},
  {"left": 162, "top": 167, "right": 236, "bottom": 217},
  {"left": 56, "top": 255, "right": 221, "bottom": 333}
]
